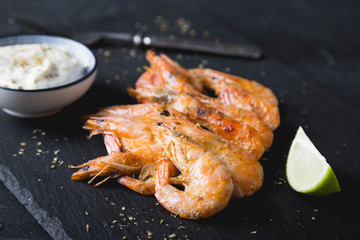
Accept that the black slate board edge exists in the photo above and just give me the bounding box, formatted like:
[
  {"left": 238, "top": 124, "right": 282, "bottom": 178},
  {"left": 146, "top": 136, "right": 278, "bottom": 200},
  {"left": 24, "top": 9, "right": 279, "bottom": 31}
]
[{"left": 0, "top": 164, "right": 71, "bottom": 240}]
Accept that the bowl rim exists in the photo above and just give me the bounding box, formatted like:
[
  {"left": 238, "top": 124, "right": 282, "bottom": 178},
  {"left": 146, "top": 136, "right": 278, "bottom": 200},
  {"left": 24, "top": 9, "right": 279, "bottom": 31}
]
[{"left": 0, "top": 34, "right": 98, "bottom": 93}]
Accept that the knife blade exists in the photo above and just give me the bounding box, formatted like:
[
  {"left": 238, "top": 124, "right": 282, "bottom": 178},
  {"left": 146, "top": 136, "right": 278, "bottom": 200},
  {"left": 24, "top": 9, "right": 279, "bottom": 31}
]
[{"left": 10, "top": 17, "right": 262, "bottom": 59}]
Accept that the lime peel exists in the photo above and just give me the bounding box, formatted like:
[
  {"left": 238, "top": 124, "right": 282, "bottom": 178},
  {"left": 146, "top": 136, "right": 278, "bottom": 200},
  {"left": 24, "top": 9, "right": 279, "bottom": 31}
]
[{"left": 286, "top": 127, "right": 340, "bottom": 196}]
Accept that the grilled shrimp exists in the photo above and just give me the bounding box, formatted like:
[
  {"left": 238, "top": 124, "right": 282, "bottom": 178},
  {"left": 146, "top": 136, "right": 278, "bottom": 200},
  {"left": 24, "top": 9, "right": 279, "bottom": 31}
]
[
  {"left": 72, "top": 104, "right": 178, "bottom": 194},
  {"left": 147, "top": 108, "right": 263, "bottom": 198},
  {"left": 189, "top": 69, "right": 280, "bottom": 130},
  {"left": 194, "top": 94, "right": 273, "bottom": 149},
  {"left": 146, "top": 50, "right": 195, "bottom": 94},
  {"left": 170, "top": 94, "right": 266, "bottom": 159},
  {"left": 131, "top": 65, "right": 266, "bottom": 157},
  {"left": 189, "top": 69, "right": 278, "bottom": 105},
  {"left": 130, "top": 51, "right": 273, "bottom": 149},
  {"left": 71, "top": 50, "right": 280, "bottom": 219},
  {"left": 133, "top": 53, "right": 279, "bottom": 131},
  {"left": 129, "top": 50, "right": 198, "bottom": 102},
  {"left": 131, "top": 73, "right": 273, "bottom": 149},
  {"left": 145, "top": 115, "right": 233, "bottom": 219}
]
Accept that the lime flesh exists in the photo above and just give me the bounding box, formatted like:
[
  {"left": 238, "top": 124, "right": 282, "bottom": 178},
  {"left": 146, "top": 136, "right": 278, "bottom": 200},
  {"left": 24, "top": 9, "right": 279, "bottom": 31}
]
[{"left": 286, "top": 127, "right": 340, "bottom": 196}]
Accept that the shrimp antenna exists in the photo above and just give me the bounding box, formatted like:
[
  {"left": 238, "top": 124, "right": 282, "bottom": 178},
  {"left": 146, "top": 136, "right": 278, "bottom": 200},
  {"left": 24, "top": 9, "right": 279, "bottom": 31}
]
[
  {"left": 100, "top": 160, "right": 141, "bottom": 174},
  {"left": 88, "top": 165, "right": 110, "bottom": 184},
  {"left": 93, "top": 176, "right": 111, "bottom": 188}
]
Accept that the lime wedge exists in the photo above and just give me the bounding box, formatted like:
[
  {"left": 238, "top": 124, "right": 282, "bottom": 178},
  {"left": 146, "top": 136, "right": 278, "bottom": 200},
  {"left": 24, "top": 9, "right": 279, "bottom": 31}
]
[{"left": 286, "top": 127, "right": 340, "bottom": 196}]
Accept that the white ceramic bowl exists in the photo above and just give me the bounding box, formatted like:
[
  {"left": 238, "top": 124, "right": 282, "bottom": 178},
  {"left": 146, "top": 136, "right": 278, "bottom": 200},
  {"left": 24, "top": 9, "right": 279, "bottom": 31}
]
[{"left": 0, "top": 34, "right": 97, "bottom": 117}]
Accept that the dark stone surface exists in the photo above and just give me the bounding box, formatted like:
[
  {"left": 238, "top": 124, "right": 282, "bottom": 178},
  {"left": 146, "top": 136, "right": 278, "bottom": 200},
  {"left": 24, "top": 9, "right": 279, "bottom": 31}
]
[{"left": 0, "top": 0, "right": 359, "bottom": 239}]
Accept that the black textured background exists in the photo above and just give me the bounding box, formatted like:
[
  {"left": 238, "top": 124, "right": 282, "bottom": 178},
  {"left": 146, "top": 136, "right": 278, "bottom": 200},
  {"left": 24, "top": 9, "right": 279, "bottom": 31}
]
[{"left": 0, "top": 1, "right": 359, "bottom": 239}]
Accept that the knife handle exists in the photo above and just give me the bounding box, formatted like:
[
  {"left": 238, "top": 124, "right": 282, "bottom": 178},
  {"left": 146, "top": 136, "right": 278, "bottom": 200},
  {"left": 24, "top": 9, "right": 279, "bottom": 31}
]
[{"left": 142, "top": 35, "right": 262, "bottom": 59}]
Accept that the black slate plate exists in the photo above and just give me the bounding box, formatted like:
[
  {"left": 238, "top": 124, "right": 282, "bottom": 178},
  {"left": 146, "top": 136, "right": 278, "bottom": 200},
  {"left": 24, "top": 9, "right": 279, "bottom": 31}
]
[{"left": 1, "top": 0, "right": 360, "bottom": 239}]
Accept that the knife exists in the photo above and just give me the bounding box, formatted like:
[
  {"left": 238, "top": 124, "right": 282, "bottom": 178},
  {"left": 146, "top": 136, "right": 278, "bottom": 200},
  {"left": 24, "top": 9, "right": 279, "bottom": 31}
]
[{"left": 10, "top": 17, "right": 262, "bottom": 59}]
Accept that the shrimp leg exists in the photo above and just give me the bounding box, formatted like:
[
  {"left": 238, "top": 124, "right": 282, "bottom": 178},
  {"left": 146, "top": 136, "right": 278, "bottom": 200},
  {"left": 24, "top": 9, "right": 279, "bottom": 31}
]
[
  {"left": 118, "top": 176, "right": 155, "bottom": 195},
  {"left": 118, "top": 160, "right": 182, "bottom": 195}
]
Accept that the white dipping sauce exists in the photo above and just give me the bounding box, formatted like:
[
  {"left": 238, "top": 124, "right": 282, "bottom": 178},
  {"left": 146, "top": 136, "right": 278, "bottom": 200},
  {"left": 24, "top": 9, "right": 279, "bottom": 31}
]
[{"left": 0, "top": 44, "right": 85, "bottom": 90}]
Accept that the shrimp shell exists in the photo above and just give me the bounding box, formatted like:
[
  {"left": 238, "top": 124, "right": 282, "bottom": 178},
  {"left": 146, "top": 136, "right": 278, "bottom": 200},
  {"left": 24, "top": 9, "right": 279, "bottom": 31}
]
[{"left": 146, "top": 117, "right": 233, "bottom": 219}]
